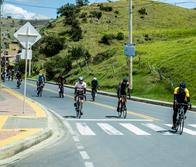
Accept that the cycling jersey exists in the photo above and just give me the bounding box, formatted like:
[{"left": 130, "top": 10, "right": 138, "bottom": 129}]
[
  {"left": 174, "top": 87, "right": 190, "bottom": 103},
  {"left": 117, "top": 81, "right": 129, "bottom": 97}
]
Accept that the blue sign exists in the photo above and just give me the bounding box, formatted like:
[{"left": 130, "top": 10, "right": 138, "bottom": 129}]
[{"left": 124, "top": 44, "right": 135, "bottom": 57}]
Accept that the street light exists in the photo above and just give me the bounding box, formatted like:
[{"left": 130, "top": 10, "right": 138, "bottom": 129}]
[{"left": 0, "top": 0, "right": 4, "bottom": 84}]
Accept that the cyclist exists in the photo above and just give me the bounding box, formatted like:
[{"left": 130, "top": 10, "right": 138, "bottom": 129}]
[
  {"left": 172, "top": 81, "right": 191, "bottom": 130},
  {"left": 16, "top": 71, "right": 22, "bottom": 88},
  {"left": 91, "top": 77, "right": 99, "bottom": 101},
  {"left": 37, "top": 74, "right": 45, "bottom": 93},
  {"left": 57, "top": 75, "right": 65, "bottom": 97},
  {"left": 117, "top": 77, "right": 129, "bottom": 112},
  {"left": 74, "top": 76, "right": 87, "bottom": 114}
]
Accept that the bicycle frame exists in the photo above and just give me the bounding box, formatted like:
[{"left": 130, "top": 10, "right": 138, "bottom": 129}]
[
  {"left": 118, "top": 95, "right": 127, "bottom": 119},
  {"left": 175, "top": 103, "right": 188, "bottom": 135}
]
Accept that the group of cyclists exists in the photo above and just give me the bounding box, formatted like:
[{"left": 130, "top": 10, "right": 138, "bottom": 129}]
[{"left": 4, "top": 69, "right": 192, "bottom": 130}]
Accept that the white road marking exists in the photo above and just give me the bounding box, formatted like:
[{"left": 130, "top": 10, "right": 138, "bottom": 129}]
[
  {"left": 66, "top": 119, "right": 153, "bottom": 122},
  {"left": 97, "top": 123, "right": 123, "bottom": 135},
  {"left": 80, "top": 151, "right": 90, "bottom": 160},
  {"left": 142, "top": 123, "right": 173, "bottom": 135},
  {"left": 63, "top": 121, "right": 75, "bottom": 135},
  {"left": 73, "top": 136, "right": 80, "bottom": 142},
  {"left": 189, "top": 124, "right": 196, "bottom": 128},
  {"left": 85, "top": 162, "right": 94, "bottom": 167},
  {"left": 120, "top": 123, "right": 151, "bottom": 135},
  {"left": 75, "top": 143, "right": 85, "bottom": 150},
  {"left": 165, "top": 124, "right": 196, "bottom": 135},
  {"left": 76, "top": 123, "right": 96, "bottom": 136}
]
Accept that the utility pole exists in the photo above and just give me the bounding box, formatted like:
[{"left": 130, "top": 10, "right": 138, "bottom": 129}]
[
  {"left": 128, "top": 0, "right": 133, "bottom": 95},
  {"left": 0, "top": 0, "right": 4, "bottom": 84}
]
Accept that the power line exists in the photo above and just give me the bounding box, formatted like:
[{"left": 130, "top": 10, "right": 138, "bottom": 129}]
[{"left": 5, "top": 0, "right": 57, "bottom": 10}]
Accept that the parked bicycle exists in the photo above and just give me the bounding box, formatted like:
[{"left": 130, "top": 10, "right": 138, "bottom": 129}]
[{"left": 118, "top": 95, "right": 127, "bottom": 119}]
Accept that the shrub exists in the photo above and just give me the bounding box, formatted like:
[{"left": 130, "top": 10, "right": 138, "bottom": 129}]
[
  {"left": 92, "top": 50, "right": 115, "bottom": 64},
  {"left": 99, "top": 4, "right": 113, "bottom": 12},
  {"left": 99, "top": 34, "right": 115, "bottom": 45},
  {"left": 114, "top": 10, "right": 119, "bottom": 14},
  {"left": 39, "top": 35, "right": 64, "bottom": 57},
  {"left": 80, "top": 12, "right": 87, "bottom": 18},
  {"left": 138, "top": 8, "right": 148, "bottom": 15},
  {"left": 89, "top": 11, "right": 102, "bottom": 20},
  {"left": 44, "top": 56, "right": 72, "bottom": 80},
  {"left": 116, "top": 32, "right": 124, "bottom": 40}
]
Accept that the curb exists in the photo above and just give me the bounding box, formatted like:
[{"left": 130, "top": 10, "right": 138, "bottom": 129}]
[
  {"left": 28, "top": 79, "right": 196, "bottom": 111},
  {"left": 0, "top": 129, "right": 52, "bottom": 160},
  {"left": 0, "top": 86, "right": 53, "bottom": 160}
]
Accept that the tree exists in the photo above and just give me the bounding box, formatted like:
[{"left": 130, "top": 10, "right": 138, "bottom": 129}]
[
  {"left": 39, "top": 35, "right": 64, "bottom": 57},
  {"left": 76, "top": 0, "right": 89, "bottom": 6}
]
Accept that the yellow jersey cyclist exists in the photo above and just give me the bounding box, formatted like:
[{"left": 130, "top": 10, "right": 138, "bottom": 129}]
[{"left": 172, "top": 81, "right": 191, "bottom": 130}]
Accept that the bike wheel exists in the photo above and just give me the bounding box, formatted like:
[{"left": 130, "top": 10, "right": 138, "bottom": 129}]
[
  {"left": 78, "top": 102, "right": 83, "bottom": 119},
  {"left": 179, "top": 114, "right": 185, "bottom": 135},
  {"left": 118, "top": 104, "right": 122, "bottom": 118},
  {"left": 92, "top": 91, "right": 95, "bottom": 101},
  {"left": 123, "top": 105, "right": 127, "bottom": 119}
]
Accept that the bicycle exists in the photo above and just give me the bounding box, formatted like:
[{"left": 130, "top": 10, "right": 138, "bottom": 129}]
[
  {"left": 16, "top": 79, "right": 22, "bottom": 89},
  {"left": 91, "top": 88, "right": 97, "bottom": 101},
  {"left": 37, "top": 82, "right": 44, "bottom": 97},
  {"left": 58, "top": 84, "right": 64, "bottom": 98},
  {"left": 118, "top": 95, "right": 127, "bottom": 119},
  {"left": 75, "top": 94, "right": 85, "bottom": 119},
  {"left": 174, "top": 103, "right": 188, "bottom": 135}
]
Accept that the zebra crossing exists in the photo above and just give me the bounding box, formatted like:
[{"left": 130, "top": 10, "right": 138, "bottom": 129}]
[{"left": 70, "top": 122, "right": 196, "bottom": 136}]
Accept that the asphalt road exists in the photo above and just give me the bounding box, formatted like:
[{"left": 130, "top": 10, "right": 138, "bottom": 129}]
[{"left": 3, "top": 80, "right": 196, "bottom": 167}]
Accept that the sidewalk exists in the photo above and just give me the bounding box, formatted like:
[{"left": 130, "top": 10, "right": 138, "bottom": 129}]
[{"left": 0, "top": 87, "right": 52, "bottom": 160}]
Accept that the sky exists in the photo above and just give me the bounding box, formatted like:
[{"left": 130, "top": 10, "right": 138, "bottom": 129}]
[{"left": 1, "top": 0, "right": 196, "bottom": 20}]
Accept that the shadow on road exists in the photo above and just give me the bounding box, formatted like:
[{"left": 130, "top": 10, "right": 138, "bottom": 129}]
[
  {"left": 63, "top": 116, "right": 77, "bottom": 118},
  {"left": 105, "top": 115, "right": 119, "bottom": 119}
]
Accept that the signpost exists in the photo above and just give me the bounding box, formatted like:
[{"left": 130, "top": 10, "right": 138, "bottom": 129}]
[{"left": 14, "top": 22, "right": 41, "bottom": 113}]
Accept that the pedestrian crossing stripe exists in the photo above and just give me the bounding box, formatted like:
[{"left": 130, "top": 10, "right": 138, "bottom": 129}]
[{"left": 75, "top": 123, "right": 196, "bottom": 136}]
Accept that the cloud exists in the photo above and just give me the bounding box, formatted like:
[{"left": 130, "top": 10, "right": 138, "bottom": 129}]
[{"left": 3, "top": 3, "right": 49, "bottom": 20}]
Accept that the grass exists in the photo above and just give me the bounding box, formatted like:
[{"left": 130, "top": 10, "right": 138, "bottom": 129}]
[{"left": 32, "top": 0, "right": 196, "bottom": 104}]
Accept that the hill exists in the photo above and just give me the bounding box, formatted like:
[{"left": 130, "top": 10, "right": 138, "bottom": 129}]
[{"left": 30, "top": 0, "right": 196, "bottom": 104}]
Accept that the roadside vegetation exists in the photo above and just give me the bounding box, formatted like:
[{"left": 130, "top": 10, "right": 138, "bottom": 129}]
[{"left": 24, "top": 0, "right": 196, "bottom": 104}]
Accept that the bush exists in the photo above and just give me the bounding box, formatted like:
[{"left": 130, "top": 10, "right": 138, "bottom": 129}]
[
  {"left": 44, "top": 56, "right": 72, "bottom": 80},
  {"left": 69, "top": 25, "right": 83, "bottom": 41},
  {"left": 99, "top": 34, "right": 115, "bottom": 45},
  {"left": 80, "top": 12, "right": 87, "bottom": 18},
  {"left": 89, "top": 11, "right": 102, "bottom": 20},
  {"left": 116, "top": 32, "right": 124, "bottom": 40},
  {"left": 138, "top": 8, "right": 147, "bottom": 15},
  {"left": 99, "top": 4, "right": 113, "bottom": 12},
  {"left": 114, "top": 10, "right": 119, "bottom": 15},
  {"left": 39, "top": 35, "right": 64, "bottom": 57},
  {"left": 92, "top": 50, "right": 115, "bottom": 64},
  {"left": 68, "top": 46, "right": 91, "bottom": 61}
]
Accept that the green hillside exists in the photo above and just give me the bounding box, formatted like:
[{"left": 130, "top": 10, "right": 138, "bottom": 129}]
[{"left": 31, "top": 0, "right": 196, "bottom": 104}]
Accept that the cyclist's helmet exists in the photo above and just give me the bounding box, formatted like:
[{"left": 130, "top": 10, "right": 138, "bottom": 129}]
[
  {"left": 179, "top": 81, "right": 186, "bottom": 89},
  {"left": 123, "top": 77, "right": 129, "bottom": 83},
  {"left": 93, "top": 77, "right": 97, "bottom": 80},
  {"left": 78, "top": 76, "right": 84, "bottom": 81}
]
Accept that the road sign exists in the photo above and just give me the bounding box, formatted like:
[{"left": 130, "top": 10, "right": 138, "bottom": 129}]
[
  {"left": 20, "top": 49, "right": 32, "bottom": 60},
  {"left": 13, "top": 22, "right": 41, "bottom": 114},
  {"left": 124, "top": 44, "right": 135, "bottom": 57},
  {"left": 14, "top": 22, "right": 41, "bottom": 49}
]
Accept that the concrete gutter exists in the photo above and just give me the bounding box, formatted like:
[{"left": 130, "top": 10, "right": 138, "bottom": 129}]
[{"left": 28, "top": 79, "right": 196, "bottom": 111}]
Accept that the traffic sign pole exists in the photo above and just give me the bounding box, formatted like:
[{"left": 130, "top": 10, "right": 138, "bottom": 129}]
[{"left": 14, "top": 22, "right": 41, "bottom": 114}]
